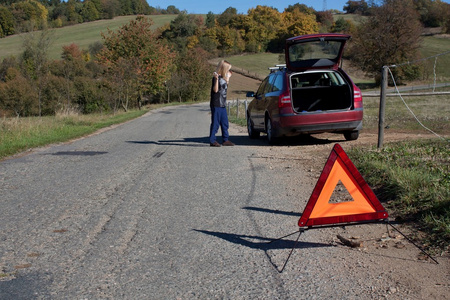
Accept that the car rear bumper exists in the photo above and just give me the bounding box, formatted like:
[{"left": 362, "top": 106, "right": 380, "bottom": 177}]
[{"left": 273, "top": 110, "right": 363, "bottom": 136}]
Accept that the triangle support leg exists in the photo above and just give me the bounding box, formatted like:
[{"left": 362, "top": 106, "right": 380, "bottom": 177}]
[
  {"left": 388, "top": 222, "right": 438, "bottom": 264},
  {"left": 279, "top": 229, "right": 304, "bottom": 273}
]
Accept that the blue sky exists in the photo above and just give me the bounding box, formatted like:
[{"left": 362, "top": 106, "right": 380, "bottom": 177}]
[
  {"left": 146, "top": 0, "right": 450, "bottom": 14},
  {"left": 147, "top": 1, "right": 354, "bottom": 14}
]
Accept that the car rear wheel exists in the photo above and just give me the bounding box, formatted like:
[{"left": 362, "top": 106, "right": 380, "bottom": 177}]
[
  {"left": 266, "top": 118, "right": 278, "bottom": 144},
  {"left": 344, "top": 130, "right": 359, "bottom": 141},
  {"left": 247, "top": 115, "right": 260, "bottom": 139}
]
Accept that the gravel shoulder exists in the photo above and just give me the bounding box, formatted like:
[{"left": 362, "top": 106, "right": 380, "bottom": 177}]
[{"left": 229, "top": 122, "right": 449, "bottom": 299}]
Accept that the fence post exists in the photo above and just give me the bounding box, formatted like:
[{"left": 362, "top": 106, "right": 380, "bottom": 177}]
[
  {"left": 245, "top": 100, "right": 248, "bottom": 120},
  {"left": 378, "top": 66, "right": 388, "bottom": 149},
  {"left": 236, "top": 99, "right": 239, "bottom": 118}
]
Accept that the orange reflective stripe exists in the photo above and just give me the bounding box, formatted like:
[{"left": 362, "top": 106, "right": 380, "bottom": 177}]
[
  {"left": 310, "top": 158, "right": 376, "bottom": 218},
  {"left": 299, "top": 144, "right": 388, "bottom": 228}
]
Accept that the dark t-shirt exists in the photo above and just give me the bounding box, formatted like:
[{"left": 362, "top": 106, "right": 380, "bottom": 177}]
[{"left": 210, "top": 76, "right": 228, "bottom": 108}]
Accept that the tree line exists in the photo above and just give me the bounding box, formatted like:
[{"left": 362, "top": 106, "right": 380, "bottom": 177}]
[{"left": 0, "top": 0, "right": 449, "bottom": 117}]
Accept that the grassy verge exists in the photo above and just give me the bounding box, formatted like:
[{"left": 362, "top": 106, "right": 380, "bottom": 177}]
[
  {"left": 348, "top": 140, "right": 449, "bottom": 252},
  {"left": 228, "top": 100, "right": 449, "bottom": 252},
  {"left": 0, "top": 109, "right": 148, "bottom": 160}
]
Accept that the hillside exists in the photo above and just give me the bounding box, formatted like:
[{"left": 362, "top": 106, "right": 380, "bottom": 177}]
[{"left": 0, "top": 15, "right": 176, "bottom": 60}]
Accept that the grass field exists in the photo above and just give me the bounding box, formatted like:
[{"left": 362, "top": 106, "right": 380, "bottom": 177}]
[
  {"left": 0, "top": 15, "right": 176, "bottom": 60},
  {"left": 362, "top": 92, "right": 450, "bottom": 133},
  {"left": 419, "top": 36, "right": 450, "bottom": 81}
]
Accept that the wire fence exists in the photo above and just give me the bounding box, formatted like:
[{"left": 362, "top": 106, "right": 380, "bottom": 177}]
[
  {"left": 226, "top": 99, "right": 248, "bottom": 120},
  {"left": 376, "top": 50, "right": 450, "bottom": 147}
]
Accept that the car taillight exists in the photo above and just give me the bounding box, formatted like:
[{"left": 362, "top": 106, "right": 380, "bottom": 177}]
[
  {"left": 353, "top": 86, "right": 363, "bottom": 108},
  {"left": 353, "top": 87, "right": 362, "bottom": 102},
  {"left": 278, "top": 91, "right": 291, "bottom": 108}
]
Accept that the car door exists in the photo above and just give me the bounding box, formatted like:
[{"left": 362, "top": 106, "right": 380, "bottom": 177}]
[
  {"left": 264, "top": 72, "right": 284, "bottom": 120},
  {"left": 255, "top": 73, "right": 278, "bottom": 129},
  {"left": 251, "top": 76, "right": 268, "bottom": 129}
]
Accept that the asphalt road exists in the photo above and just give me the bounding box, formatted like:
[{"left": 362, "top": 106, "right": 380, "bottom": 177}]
[
  {"left": 1, "top": 103, "right": 447, "bottom": 299},
  {"left": 0, "top": 103, "right": 308, "bottom": 299}
]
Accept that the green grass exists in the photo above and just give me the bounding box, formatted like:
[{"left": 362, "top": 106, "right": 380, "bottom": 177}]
[
  {"left": 0, "top": 109, "right": 148, "bottom": 160},
  {"left": 362, "top": 92, "right": 450, "bottom": 133},
  {"left": 227, "top": 102, "right": 248, "bottom": 127},
  {"left": 419, "top": 36, "right": 450, "bottom": 81},
  {"left": 332, "top": 13, "right": 367, "bottom": 24},
  {"left": 0, "top": 15, "right": 176, "bottom": 60},
  {"left": 348, "top": 140, "right": 450, "bottom": 252},
  {"left": 226, "top": 53, "right": 283, "bottom": 79}
]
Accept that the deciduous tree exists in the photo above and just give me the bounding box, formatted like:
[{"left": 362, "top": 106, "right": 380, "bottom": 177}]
[
  {"left": 98, "top": 16, "right": 175, "bottom": 110},
  {"left": 349, "top": 0, "right": 423, "bottom": 82},
  {"left": 0, "top": 5, "right": 15, "bottom": 37}
]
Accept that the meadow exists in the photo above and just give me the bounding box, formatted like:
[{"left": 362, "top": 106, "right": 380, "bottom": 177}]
[{"left": 0, "top": 15, "right": 176, "bottom": 60}]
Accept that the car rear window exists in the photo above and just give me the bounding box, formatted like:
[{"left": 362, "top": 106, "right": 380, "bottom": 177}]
[
  {"left": 290, "top": 71, "right": 346, "bottom": 88},
  {"left": 288, "top": 40, "right": 342, "bottom": 68}
]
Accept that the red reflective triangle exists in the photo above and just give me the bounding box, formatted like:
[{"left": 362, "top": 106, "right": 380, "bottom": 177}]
[{"left": 298, "top": 144, "right": 388, "bottom": 227}]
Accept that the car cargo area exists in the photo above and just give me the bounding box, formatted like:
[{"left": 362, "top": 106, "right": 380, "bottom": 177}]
[{"left": 290, "top": 71, "right": 352, "bottom": 113}]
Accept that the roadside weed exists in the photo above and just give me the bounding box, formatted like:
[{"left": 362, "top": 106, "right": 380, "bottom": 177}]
[{"left": 348, "top": 139, "right": 450, "bottom": 251}]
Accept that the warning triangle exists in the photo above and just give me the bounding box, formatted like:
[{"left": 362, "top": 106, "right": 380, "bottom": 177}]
[{"left": 298, "top": 144, "right": 388, "bottom": 228}]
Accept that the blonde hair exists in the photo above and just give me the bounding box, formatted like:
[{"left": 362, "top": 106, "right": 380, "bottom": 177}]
[{"left": 216, "top": 60, "right": 232, "bottom": 78}]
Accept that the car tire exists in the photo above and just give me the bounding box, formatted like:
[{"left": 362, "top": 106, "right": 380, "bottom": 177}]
[
  {"left": 266, "top": 118, "right": 279, "bottom": 144},
  {"left": 344, "top": 130, "right": 359, "bottom": 141},
  {"left": 247, "top": 115, "right": 260, "bottom": 139}
]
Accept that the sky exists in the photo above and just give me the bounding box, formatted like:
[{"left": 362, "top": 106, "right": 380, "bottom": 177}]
[
  {"left": 147, "top": 1, "right": 355, "bottom": 14},
  {"left": 146, "top": 0, "right": 450, "bottom": 14}
]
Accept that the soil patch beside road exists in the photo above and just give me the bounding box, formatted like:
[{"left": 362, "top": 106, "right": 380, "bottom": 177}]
[{"left": 229, "top": 121, "right": 449, "bottom": 299}]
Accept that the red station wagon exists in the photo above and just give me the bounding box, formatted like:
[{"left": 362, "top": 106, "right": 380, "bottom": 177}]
[{"left": 246, "top": 33, "right": 363, "bottom": 144}]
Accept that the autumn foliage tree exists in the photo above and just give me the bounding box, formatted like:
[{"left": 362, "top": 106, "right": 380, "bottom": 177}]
[
  {"left": 167, "top": 48, "right": 212, "bottom": 102},
  {"left": 348, "top": 0, "right": 423, "bottom": 82},
  {"left": 98, "top": 16, "right": 175, "bottom": 110}
]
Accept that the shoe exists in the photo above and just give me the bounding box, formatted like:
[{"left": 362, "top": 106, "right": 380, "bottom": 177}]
[
  {"left": 222, "top": 140, "right": 235, "bottom": 146},
  {"left": 210, "top": 141, "right": 221, "bottom": 147}
]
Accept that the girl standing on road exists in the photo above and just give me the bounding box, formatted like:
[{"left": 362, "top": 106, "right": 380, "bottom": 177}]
[{"left": 209, "top": 60, "right": 234, "bottom": 147}]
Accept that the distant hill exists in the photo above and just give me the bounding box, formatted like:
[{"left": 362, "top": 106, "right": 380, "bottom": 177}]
[{"left": 0, "top": 15, "right": 176, "bottom": 60}]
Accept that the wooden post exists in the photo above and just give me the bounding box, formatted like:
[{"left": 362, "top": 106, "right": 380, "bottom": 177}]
[
  {"left": 245, "top": 100, "right": 248, "bottom": 119},
  {"left": 378, "top": 66, "right": 388, "bottom": 149},
  {"left": 236, "top": 99, "right": 239, "bottom": 118}
]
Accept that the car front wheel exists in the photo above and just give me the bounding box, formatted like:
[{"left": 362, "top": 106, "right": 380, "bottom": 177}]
[
  {"left": 344, "top": 130, "right": 359, "bottom": 141},
  {"left": 247, "top": 115, "right": 260, "bottom": 139}
]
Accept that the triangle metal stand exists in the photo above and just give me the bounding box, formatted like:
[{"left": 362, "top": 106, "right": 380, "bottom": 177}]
[
  {"left": 267, "top": 220, "right": 438, "bottom": 273},
  {"left": 386, "top": 221, "right": 439, "bottom": 264}
]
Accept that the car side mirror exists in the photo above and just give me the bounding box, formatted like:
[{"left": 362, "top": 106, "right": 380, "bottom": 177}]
[{"left": 246, "top": 91, "right": 255, "bottom": 97}]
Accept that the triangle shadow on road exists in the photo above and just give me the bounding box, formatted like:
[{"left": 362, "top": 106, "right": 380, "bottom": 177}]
[{"left": 192, "top": 229, "right": 331, "bottom": 251}]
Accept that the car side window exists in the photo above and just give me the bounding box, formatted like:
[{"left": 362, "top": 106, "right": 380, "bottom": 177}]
[
  {"left": 263, "top": 73, "right": 276, "bottom": 94},
  {"left": 272, "top": 73, "right": 284, "bottom": 92},
  {"left": 256, "top": 77, "right": 269, "bottom": 97}
]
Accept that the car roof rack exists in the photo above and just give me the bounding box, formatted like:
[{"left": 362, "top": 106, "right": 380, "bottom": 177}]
[{"left": 269, "top": 64, "right": 286, "bottom": 73}]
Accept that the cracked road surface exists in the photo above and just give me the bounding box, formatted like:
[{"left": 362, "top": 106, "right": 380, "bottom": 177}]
[{"left": 1, "top": 103, "right": 448, "bottom": 299}]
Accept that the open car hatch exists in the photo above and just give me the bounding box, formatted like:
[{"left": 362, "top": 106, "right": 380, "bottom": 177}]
[{"left": 285, "top": 33, "right": 350, "bottom": 72}]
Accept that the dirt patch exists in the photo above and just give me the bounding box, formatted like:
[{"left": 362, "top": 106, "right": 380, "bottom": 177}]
[
  {"left": 227, "top": 72, "right": 262, "bottom": 100},
  {"left": 229, "top": 121, "right": 449, "bottom": 299}
]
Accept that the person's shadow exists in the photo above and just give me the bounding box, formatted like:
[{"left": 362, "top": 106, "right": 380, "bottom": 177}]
[{"left": 126, "top": 133, "right": 342, "bottom": 147}]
